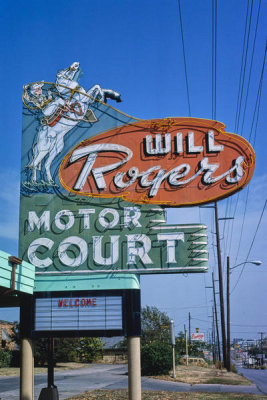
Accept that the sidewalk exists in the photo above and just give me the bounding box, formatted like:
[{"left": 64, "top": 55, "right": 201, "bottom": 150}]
[{"left": 108, "top": 375, "right": 263, "bottom": 395}]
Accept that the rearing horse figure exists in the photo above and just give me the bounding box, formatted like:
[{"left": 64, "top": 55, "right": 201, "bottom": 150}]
[{"left": 27, "top": 62, "right": 121, "bottom": 184}]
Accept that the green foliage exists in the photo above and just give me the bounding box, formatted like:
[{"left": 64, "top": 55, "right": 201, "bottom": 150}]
[
  {"left": 0, "top": 348, "right": 12, "bottom": 367},
  {"left": 34, "top": 338, "right": 49, "bottom": 366},
  {"left": 78, "top": 337, "right": 103, "bottom": 363},
  {"left": 141, "top": 306, "right": 174, "bottom": 375},
  {"left": 141, "top": 340, "right": 174, "bottom": 375},
  {"left": 141, "top": 306, "right": 171, "bottom": 344},
  {"left": 35, "top": 338, "right": 80, "bottom": 366},
  {"left": 54, "top": 338, "right": 80, "bottom": 363},
  {"left": 175, "top": 331, "right": 205, "bottom": 359},
  {"left": 231, "top": 363, "right": 237, "bottom": 373},
  {"left": 10, "top": 321, "right": 20, "bottom": 345}
]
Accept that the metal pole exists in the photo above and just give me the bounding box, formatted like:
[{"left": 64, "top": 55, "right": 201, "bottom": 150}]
[
  {"left": 170, "top": 320, "right": 176, "bottom": 378},
  {"left": 128, "top": 336, "right": 141, "bottom": 400},
  {"left": 212, "top": 272, "right": 221, "bottom": 362},
  {"left": 20, "top": 338, "right": 34, "bottom": 400},
  {"left": 214, "top": 201, "right": 227, "bottom": 367},
  {"left": 172, "top": 346, "right": 176, "bottom": 378},
  {"left": 48, "top": 338, "right": 55, "bottom": 387},
  {"left": 226, "top": 256, "right": 231, "bottom": 371}
]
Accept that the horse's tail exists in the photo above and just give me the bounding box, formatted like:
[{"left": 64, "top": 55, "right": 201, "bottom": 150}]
[{"left": 103, "top": 89, "right": 122, "bottom": 103}]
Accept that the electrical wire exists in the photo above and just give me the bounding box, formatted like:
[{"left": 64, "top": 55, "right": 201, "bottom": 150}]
[
  {"left": 233, "top": 42, "right": 266, "bottom": 264},
  {"left": 249, "top": 40, "right": 267, "bottom": 145},
  {"left": 214, "top": 0, "right": 217, "bottom": 120},
  {"left": 235, "top": 0, "right": 254, "bottom": 133},
  {"left": 240, "top": 0, "right": 262, "bottom": 134},
  {"left": 223, "top": 1, "right": 258, "bottom": 265},
  {"left": 177, "top": 0, "right": 191, "bottom": 117},
  {"left": 231, "top": 199, "right": 267, "bottom": 293}
]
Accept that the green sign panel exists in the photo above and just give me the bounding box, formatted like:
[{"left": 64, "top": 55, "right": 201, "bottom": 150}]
[{"left": 20, "top": 194, "right": 207, "bottom": 275}]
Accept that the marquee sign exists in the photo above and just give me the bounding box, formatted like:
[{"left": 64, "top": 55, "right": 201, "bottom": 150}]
[
  {"left": 32, "top": 289, "right": 141, "bottom": 338},
  {"left": 35, "top": 295, "right": 122, "bottom": 332}
]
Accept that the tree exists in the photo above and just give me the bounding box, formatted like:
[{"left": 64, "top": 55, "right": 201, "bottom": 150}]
[
  {"left": 141, "top": 340, "right": 174, "bottom": 375},
  {"left": 78, "top": 337, "right": 103, "bottom": 363},
  {"left": 54, "top": 338, "right": 80, "bottom": 363},
  {"left": 141, "top": 306, "right": 171, "bottom": 344},
  {"left": 175, "top": 331, "right": 205, "bottom": 359},
  {"left": 141, "top": 306, "right": 175, "bottom": 375},
  {"left": 11, "top": 321, "right": 20, "bottom": 345}
]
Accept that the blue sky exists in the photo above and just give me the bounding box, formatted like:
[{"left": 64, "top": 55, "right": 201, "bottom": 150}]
[{"left": 0, "top": 0, "right": 266, "bottom": 341}]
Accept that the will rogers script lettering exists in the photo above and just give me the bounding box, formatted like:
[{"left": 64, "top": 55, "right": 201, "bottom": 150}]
[{"left": 59, "top": 118, "right": 255, "bottom": 207}]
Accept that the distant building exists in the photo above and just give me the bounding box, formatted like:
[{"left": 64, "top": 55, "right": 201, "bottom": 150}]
[
  {"left": 0, "top": 320, "right": 16, "bottom": 350},
  {"left": 100, "top": 336, "right": 127, "bottom": 364}
]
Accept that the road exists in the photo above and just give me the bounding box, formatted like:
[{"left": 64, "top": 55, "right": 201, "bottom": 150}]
[
  {"left": 236, "top": 365, "right": 267, "bottom": 395},
  {"left": 0, "top": 364, "right": 263, "bottom": 400}
]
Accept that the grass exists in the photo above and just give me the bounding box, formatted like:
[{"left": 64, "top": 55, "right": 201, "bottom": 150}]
[
  {"left": 152, "top": 365, "right": 253, "bottom": 386},
  {"left": 0, "top": 362, "right": 90, "bottom": 376},
  {"left": 66, "top": 389, "right": 267, "bottom": 400}
]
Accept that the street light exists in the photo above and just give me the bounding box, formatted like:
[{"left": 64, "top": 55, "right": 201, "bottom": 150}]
[
  {"left": 226, "top": 257, "right": 263, "bottom": 371},
  {"left": 229, "top": 260, "right": 262, "bottom": 270}
]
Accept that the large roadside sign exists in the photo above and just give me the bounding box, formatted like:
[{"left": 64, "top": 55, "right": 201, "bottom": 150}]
[{"left": 19, "top": 62, "right": 255, "bottom": 289}]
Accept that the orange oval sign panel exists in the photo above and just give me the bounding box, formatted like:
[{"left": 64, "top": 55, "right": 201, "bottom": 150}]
[{"left": 59, "top": 117, "right": 255, "bottom": 207}]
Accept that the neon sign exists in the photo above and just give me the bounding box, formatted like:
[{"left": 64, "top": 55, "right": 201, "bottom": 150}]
[{"left": 59, "top": 118, "right": 255, "bottom": 207}]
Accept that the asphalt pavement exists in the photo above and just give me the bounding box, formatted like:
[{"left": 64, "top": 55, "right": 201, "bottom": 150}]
[
  {"left": 236, "top": 365, "right": 267, "bottom": 395},
  {"left": 0, "top": 364, "right": 264, "bottom": 400}
]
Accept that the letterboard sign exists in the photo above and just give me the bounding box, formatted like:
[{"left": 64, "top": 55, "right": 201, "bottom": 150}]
[
  {"left": 32, "top": 289, "right": 141, "bottom": 338},
  {"left": 35, "top": 296, "right": 122, "bottom": 331}
]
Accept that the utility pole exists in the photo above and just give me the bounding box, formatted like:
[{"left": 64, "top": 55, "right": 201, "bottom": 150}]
[
  {"left": 212, "top": 306, "right": 216, "bottom": 363},
  {"left": 226, "top": 256, "right": 231, "bottom": 371},
  {"left": 188, "top": 312, "right": 191, "bottom": 343},
  {"left": 184, "top": 324, "right": 189, "bottom": 366},
  {"left": 214, "top": 201, "right": 227, "bottom": 367},
  {"left": 258, "top": 332, "right": 265, "bottom": 366},
  {"left": 212, "top": 273, "right": 221, "bottom": 362}
]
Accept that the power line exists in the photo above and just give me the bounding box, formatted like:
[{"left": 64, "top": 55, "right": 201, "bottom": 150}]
[
  {"left": 234, "top": 0, "right": 252, "bottom": 132},
  {"left": 177, "top": 0, "right": 191, "bottom": 116},
  {"left": 223, "top": 1, "right": 259, "bottom": 264},
  {"left": 240, "top": 0, "right": 262, "bottom": 134},
  {"left": 233, "top": 41, "right": 266, "bottom": 264},
  {"left": 234, "top": 186, "right": 250, "bottom": 265},
  {"left": 231, "top": 199, "right": 267, "bottom": 293},
  {"left": 211, "top": 0, "right": 217, "bottom": 120},
  {"left": 235, "top": 0, "right": 254, "bottom": 132},
  {"left": 249, "top": 40, "right": 267, "bottom": 145}
]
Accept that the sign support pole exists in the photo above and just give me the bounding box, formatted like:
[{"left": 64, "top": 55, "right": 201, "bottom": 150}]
[
  {"left": 20, "top": 296, "right": 34, "bottom": 400},
  {"left": 20, "top": 338, "right": 34, "bottom": 400},
  {"left": 127, "top": 336, "right": 141, "bottom": 400}
]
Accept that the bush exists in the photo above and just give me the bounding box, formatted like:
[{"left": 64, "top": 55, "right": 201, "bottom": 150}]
[
  {"left": 10, "top": 350, "right": 20, "bottom": 367},
  {"left": 141, "top": 341, "right": 175, "bottom": 376},
  {"left": 54, "top": 338, "right": 80, "bottom": 363},
  {"left": 0, "top": 349, "right": 12, "bottom": 367},
  {"left": 78, "top": 338, "right": 103, "bottom": 363},
  {"left": 230, "top": 363, "right": 237, "bottom": 373}
]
